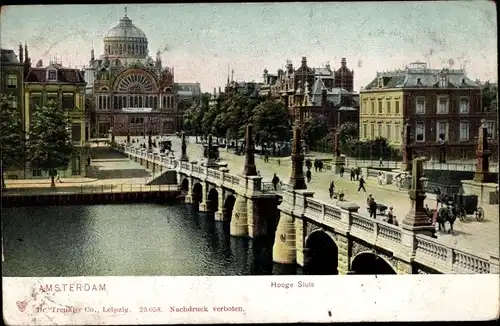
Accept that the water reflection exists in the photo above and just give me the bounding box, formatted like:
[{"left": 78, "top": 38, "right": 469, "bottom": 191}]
[{"left": 2, "top": 203, "right": 303, "bottom": 276}]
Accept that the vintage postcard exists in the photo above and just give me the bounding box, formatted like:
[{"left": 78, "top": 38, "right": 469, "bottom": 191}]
[{"left": 1, "top": 2, "right": 498, "bottom": 324}]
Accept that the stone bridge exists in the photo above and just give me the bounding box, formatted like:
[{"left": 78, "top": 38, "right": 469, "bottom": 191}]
[{"left": 112, "top": 128, "right": 499, "bottom": 275}]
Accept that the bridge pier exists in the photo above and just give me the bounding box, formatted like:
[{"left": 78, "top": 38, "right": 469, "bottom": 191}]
[
  {"left": 230, "top": 195, "right": 248, "bottom": 237},
  {"left": 214, "top": 191, "right": 226, "bottom": 221},
  {"left": 198, "top": 184, "right": 211, "bottom": 212},
  {"left": 272, "top": 212, "right": 296, "bottom": 264}
]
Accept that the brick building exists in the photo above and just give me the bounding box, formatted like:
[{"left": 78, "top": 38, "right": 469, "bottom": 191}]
[
  {"left": 360, "top": 62, "right": 497, "bottom": 162},
  {"left": 261, "top": 57, "right": 358, "bottom": 129}
]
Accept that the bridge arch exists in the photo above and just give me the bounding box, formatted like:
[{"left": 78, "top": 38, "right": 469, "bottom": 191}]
[
  {"left": 207, "top": 188, "right": 219, "bottom": 213},
  {"left": 223, "top": 194, "right": 236, "bottom": 222},
  {"left": 192, "top": 182, "right": 203, "bottom": 204},
  {"left": 304, "top": 230, "right": 339, "bottom": 275},
  {"left": 350, "top": 251, "right": 397, "bottom": 275},
  {"left": 180, "top": 177, "right": 189, "bottom": 192}
]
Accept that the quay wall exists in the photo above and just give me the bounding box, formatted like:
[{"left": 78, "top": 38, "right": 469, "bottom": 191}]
[{"left": 1, "top": 190, "right": 181, "bottom": 208}]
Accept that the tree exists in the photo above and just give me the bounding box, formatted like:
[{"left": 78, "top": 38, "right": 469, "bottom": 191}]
[
  {"left": 303, "top": 115, "right": 329, "bottom": 146},
  {"left": 251, "top": 101, "right": 291, "bottom": 148},
  {"left": 337, "top": 121, "right": 359, "bottom": 144},
  {"left": 182, "top": 104, "right": 204, "bottom": 135},
  {"left": 0, "top": 94, "right": 25, "bottom": 190},
  {"left": 27, "top": 100, "right": 73, "bottom": 187}
]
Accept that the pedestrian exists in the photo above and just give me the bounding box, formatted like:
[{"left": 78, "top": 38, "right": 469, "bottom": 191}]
[
  {"left": 340, "top": 166, "right": 345, "bottom": 178},
  {"left": 56, "top": 172, "right": 61, "bottom": 183},
  {"left": 355, "top": 167, "right": 360, "bottom": 180},
  {"left": 306, "top": 169, "right": 312, "bottom": 183},
  {"left": 329, "top": 181, "right": 335, "bottom": 199},
  {"left": 369, "top": 198, "right": 377, "bottom": 219},
  {"left": 277, "top": 159, "right": 281, "bottom": 166},
  {"left": 393, "top": 216, "right": 399, "bottom": 226},
  {"left": 319, "top": 161, "right": 324, "bottom": 172},
  {"left": 379, "top": 157, "right": 384, "bottom": 167},
  {"left": 378, "top": 172, "right": 384, "bottom": 185},
  {"left": 386, "top": 207, "right": 395, "bottom": 224},
  {"left": 350, "top": 169, "right": 355, "bottom": 181},
  {"left": 272, "top": 173, "right": 280, "bottom": 191},
  {"left": 358, "top": 175, "right": 366, "bottom": 192},
  {"left": 305, "top": 159, "right": 312, "bottom": 170}
]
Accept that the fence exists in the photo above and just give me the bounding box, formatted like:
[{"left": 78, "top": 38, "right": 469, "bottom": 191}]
[{"left": 3, "top": 184, "right": 179, "bottom": 196}]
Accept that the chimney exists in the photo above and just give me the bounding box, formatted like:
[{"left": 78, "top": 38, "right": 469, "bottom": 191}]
[
  {"left": 341, "top": 58, "right": 347, "bottom": 67},
  {"left": 301, "top": 56, "right": 307, "bottom": 67},
  {"left": 213, "top": 87, "right": 216, "bottom": 95},
  {"left": 325, "top": 61, "right": 330, "bottom": 70},
  {"left": 19, "top": 43, "right": 23, "bottom": 63},
  {"left": 24, "top": 42, "right": 28, "bottom": 64}
]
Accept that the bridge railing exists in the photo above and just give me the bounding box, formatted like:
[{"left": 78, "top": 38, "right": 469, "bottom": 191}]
[
  {"left": 3, "top": 184, "right": 179, "bottom": 196},
  {"left": 414, "top": 234, "right": 492, "bottom": 274}
]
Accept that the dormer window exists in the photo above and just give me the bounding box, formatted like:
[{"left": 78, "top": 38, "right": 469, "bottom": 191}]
[
  {"left": 378, "top": 77, "right": 383, "bottom": 88},
  {"left": 47, "top": 69, "right": 57, "bottom": 81},
  {"left": 439, "top": 75, "right": 447, "bottom": 88},
  {"left": 417, "top": 78, "right": 422, "bottom": 86}
]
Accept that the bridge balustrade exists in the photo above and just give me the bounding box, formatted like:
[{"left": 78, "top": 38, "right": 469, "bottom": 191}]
[{"left": 114, "top": 143, "right": 498, "bottom": 274}]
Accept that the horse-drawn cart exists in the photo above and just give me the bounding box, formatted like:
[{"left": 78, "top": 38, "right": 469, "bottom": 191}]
[{"left": 454, "top": 194, "right": 484, "bottom": 222}]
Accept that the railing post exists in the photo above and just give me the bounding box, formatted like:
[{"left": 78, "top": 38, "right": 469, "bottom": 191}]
[{"left": 446, "top": 247, "right": 454, "bottom": 272}]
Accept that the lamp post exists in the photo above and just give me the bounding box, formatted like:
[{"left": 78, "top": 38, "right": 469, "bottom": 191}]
[{"left": 402, "top": 157, "right": 435, "bottom": 236}]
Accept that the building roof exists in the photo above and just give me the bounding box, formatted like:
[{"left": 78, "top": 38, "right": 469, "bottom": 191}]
[
  {"left": 1, "top": 49, "right": 20, "bottom": 63},
  {"left": 104, "top": 15, "right": 147, "bottom": 40},
  {"left": 363, "top": 63, "right": 479, "bottom": 90},
  {"left": 25, "top": 66, "right": 85, "bottom": 83},
  {"left": 314, "top": 67, "right": 333, "bottom": 76}
]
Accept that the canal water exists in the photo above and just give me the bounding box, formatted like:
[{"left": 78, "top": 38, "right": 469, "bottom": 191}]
[{"left": 2, "top": 203, "right": 303, "bottom": 276}]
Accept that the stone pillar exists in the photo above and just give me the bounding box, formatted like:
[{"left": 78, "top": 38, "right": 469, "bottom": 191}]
[
  {"left": 295, "top": 218, "right": 306, "bottom": 266},
  {"left": 214, "top": 191, "right": 226, "bottom": 221},
  {"left": 402, "top": 158, "right": 434, "bottom": 234},
  {"left": 336, "top": 234, "right": 349, "bottom": 274},
  {"left": 243, "top": 124, "right": 258, "bottom": 176},
  {"left": 148, "top": 131, "right": 152, "bottom": 151},
  {"left": 184, "top": 178, "right": 194, "bottom": 204},
  {"left": 273, "top": 212, "right": 297, "bottom": 264},
  {"left": 473, "top": 122, "right": 494, "bottom": 183},
  {"left": 204, "top": 134, "right": 218, "bottom": 168},
  {"left": 401, "top": 119, "right": 413, "bottom": 172},
  {"left": 247, "top": 198, "right": 256, "bottom": 237},
  {"left": 230, "top": 195, "right": 248, "bottom": 237},
  {"left": 180, "top": 132, "right": 189, "bottom": 162},
  {"left": 198, "top": 183, "right": 210, "bottom": 212},
  {"left": 289, "top": 126, "right": 307, "bottom": 190}
]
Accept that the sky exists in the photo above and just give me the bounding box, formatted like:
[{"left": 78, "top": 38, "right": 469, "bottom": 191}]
[{"left": 1, "top": 2, "right": 497, "bottom": 93}]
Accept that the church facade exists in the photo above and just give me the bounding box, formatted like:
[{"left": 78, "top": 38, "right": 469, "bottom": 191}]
[{"left": 84, "top": 12, "right": 201, "bottom": 137}]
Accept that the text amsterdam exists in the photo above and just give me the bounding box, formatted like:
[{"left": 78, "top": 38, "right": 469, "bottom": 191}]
[{"left": 39, "top": 283, "right": 106, "bottom": 292}]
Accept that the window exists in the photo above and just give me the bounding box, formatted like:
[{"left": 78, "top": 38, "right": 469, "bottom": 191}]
[
  {"left": 7, "top": 74, "right": 17, "bottom": 88},
  {"left": 48, "top": 70, "right": 57, "bottom": 81},
  {"left": 416, "top": 97, "right": 425, "bottom": 114},
  {"left": 363, "top": 123, "right": 367, "bottom": 138},
  {"left": 377, "top": 122, "right": 382, "bottom": 136},
  {"left": 386, "top": 123, "right": 392, "bottom": 140},
  {"left": 437, "top": 122, "right": 447, "bottom": 142},
  {"left": 386, "top": 101, "right": 391, "bottom": 114},
  {"left": 459, "top": 98, "right": 469, "bottom": 114},
  {"left": 460, "top": 149, "right": 468, "bottom": 159},
  {"left": 32, "top": 169, "right": 42, "bottom": 177},
  {"left": 460, "top": 122, "right": 469, "bottom": 141},
  {"left": 416, "top": 121, "right": 425, "bottom": 142},
  {"left": 8, "top": 97, "right": 17, "bottom": 109},
  {"left": 395, "top": 124, "right": 400, "bottom": 141},
  {"left": 46, "top": 93, "right": 58, "bottom": 106},
  {"left": 62, "top": 93, "right": 75, "bottom": 109},
  {"left": 370, "top": 123, "right": 375, "bottom": 138},
  {"left": 72, "top": 123, "right": 82, "bottom": 142},
  {"left": 378, "top": 99, "right": 383, "bottom": 114},
  {"left": 485, "top": 121, "right": 495, "bottom": 138},
  {"left": 371, "top": 101, "right": 375, "bottom": 114},
  {"left": 395, "top": 101, "right": 400, "bottom": 114},
  {"left": 437, "top": 97, "right": 448, "bottom": 114},
  {"left": 440, "top": 76, "right": 447, "bottom": 88}
]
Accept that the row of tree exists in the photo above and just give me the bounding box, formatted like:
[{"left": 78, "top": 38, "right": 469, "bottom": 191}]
[
  {"left": 183, "top": 93, "right": 293, "bottom": 148},
  {"left": 1, "top": 95, "right": 73, "bottom": 189}
]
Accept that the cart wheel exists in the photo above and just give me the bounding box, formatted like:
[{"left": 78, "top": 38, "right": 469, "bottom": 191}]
[{"left": 475, "top": 207, "right": 485, "bottom": 221}]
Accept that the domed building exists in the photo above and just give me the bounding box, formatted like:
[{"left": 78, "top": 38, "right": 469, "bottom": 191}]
[{"left": 84, "top": 11, "right": 201, "bottom": 137}]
